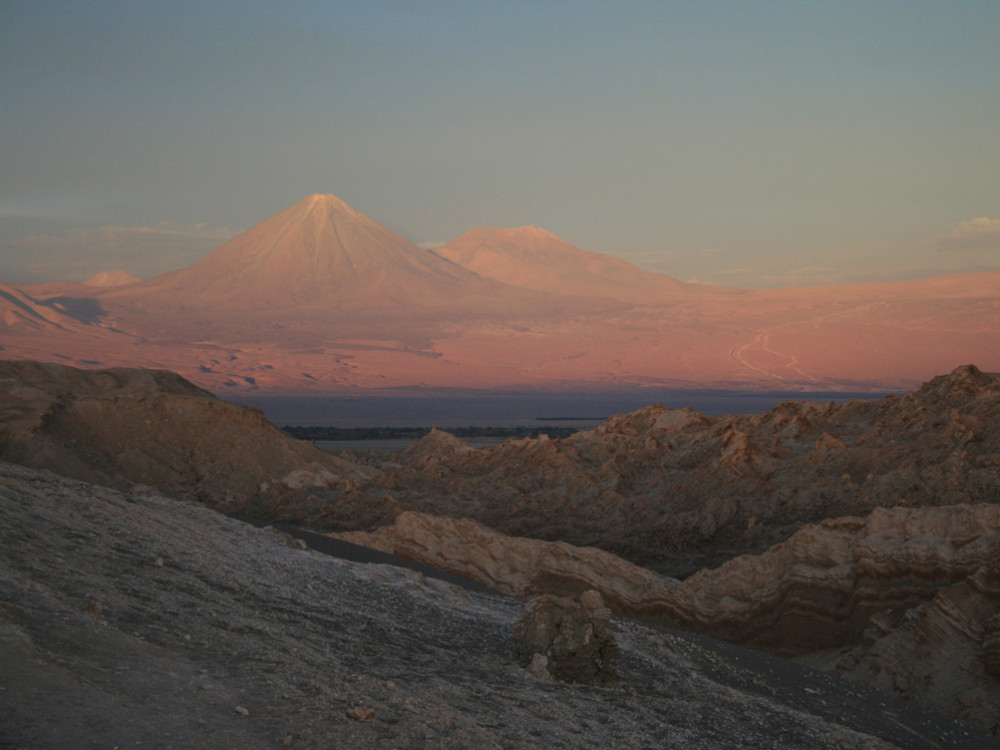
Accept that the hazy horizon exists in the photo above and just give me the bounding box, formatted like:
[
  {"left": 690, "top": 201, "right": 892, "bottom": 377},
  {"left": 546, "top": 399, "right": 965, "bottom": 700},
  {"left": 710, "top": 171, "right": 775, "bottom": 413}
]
[
  {"left": 232, "top": 387, "right": 894, "bottom": 428},
  {"left": 2, "top": 2, "right": 998, "bottom": 287}
]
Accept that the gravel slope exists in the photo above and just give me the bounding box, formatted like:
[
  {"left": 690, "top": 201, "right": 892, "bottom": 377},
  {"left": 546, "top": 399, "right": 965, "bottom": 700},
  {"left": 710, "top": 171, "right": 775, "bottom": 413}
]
[{"left": 1, "top": 461, "right": 994, "bottom": 750}]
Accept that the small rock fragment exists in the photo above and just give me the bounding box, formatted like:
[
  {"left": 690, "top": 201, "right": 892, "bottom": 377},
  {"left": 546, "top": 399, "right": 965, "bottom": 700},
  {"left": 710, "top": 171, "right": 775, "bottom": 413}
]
[
  {"left": 234, "top": 705, "right": 250, "bottom": 716},
  {"left": 526, "top": 652, "right": 552, "bottom": 681},
  {"left": 346, "top": 706, "right": 376, "bottom": 721},
  {"left": 85, "top": 599, "right": 102, "bottom": 617}
]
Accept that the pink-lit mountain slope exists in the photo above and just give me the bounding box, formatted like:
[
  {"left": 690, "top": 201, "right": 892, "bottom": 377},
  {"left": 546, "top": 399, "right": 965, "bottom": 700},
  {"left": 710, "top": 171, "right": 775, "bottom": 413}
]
[
  {"left": 2, "top": 193, "right": 999, "bottom": 393},
  {"left": 433, "top": 226, "right": 699, "bottom": 303},
  {"left": 0, "top": 284, "right": 80, "bottom": 332},
  {"left": 100, "top": 194, "right": 515, "bottom": 312}
]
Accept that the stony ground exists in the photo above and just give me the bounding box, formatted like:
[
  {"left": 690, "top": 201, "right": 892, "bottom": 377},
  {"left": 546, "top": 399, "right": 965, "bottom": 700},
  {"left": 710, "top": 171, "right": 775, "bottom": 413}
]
[{"left": 2, "top": 462, "right": 995, "bottom": 750}]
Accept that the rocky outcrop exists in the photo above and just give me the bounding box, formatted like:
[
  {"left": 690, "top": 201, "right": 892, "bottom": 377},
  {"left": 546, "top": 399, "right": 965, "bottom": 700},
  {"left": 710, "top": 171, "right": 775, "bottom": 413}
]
[
  {"left": 0, "top": 359, "right": 375, "bottom": 507},
  {"left": 365, "top": 365, "right": 1000, "bottom": 577},
  {"left": 399, "top": 428, "right": 477, "bottom": 468},
  {"left": 654, "top": 504, "right": 1000, "bottom": 652},
  {"left": 335, "top": 503, "right": 1000, "bottom": 653},
  {"left": 513, "top": 590, "right": 619, "bottom": 685},
  {"left": 335, "top": 510, "right": 678, "bottom": 612}
]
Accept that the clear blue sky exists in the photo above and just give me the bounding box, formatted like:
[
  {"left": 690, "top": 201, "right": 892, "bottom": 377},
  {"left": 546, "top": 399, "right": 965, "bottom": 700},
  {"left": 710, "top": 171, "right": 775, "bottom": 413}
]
[{"left": 2, "top": 1, "right": 998, "bottom": 285}]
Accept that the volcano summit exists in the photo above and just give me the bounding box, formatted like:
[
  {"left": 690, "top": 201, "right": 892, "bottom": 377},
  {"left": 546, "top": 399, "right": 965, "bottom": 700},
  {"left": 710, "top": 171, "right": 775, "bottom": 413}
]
[{"left": 102, "top": 194, "right": 513, "bottom": 312}]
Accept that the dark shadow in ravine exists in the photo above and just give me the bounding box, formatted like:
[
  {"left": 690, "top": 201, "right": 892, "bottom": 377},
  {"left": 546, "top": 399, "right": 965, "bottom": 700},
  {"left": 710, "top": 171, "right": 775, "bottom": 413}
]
[{"left": 42, "top": 296, "right": 106, "bottom": 324}]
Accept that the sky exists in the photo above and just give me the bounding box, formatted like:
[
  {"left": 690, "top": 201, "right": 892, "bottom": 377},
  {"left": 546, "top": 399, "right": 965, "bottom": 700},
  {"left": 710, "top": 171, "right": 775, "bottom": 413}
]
[{"left": 1, "top": 1, "right": 999, "bottom": 287}]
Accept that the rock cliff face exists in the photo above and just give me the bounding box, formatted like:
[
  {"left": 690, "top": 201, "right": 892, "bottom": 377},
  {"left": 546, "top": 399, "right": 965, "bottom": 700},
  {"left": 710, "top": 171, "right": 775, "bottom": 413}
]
[
  {"left": 0, "top": 359, "right": 374, "bottom": 506},
  {"left": 367, "top": 365, "right": 1000, "bottom": 578},
  {"left": 825, "top": 558, "right": 1000, "bottom": 733},
  {"left": 637, "top": 503, "right": 999, "bottom": 647}
]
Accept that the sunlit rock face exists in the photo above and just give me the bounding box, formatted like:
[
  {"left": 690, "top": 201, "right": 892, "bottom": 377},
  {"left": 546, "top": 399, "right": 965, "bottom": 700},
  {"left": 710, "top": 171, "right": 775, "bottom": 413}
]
[{"left": 335, "top": 510, "right": 680, "bottom": 613}]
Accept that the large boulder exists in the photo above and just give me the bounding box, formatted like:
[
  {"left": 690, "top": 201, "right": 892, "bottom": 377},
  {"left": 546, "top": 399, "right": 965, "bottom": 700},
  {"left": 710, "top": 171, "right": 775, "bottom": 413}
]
[{"left": 513, "top": 590, "right": 619, "bottom": 686}]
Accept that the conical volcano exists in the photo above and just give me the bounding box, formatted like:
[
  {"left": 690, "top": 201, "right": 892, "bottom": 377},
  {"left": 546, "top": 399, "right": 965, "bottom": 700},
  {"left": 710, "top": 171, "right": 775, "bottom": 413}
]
[{"left": 106, "top": 194, "right": 493, "bottom": 311}]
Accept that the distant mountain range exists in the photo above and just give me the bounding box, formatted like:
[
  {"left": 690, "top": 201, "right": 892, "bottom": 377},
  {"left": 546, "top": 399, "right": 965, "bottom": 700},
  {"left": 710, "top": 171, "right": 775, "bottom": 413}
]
[{"left": 3, "top": 193, "right": 998, "bottom": 393}]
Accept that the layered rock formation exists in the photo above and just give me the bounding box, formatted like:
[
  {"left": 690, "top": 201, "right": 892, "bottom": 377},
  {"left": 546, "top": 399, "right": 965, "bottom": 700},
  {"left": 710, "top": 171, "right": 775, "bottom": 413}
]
[
  {"left": 658, "top": 504, "right": 1000, "bottom": 652},
  {"left": 337, "top": 500, "right": 1000, "bottom": 732},
  {"left": 823, "top": 543, "right": 1000, "bottom": 733},
  {"left": 365, "top": 364, "right": 1000, "bottom": 577},
  {"left": 335, "top": 510, "right": 679, "bottom": 612},
  {"left": 660, "top": 502, "right": 1000, "bottom": 734}
]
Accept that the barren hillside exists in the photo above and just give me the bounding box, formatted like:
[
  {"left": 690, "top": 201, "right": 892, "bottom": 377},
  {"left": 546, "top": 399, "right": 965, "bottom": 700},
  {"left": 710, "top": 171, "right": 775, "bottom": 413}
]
[{"left": 2, "top": 461, "right": 991, "bottom": 749}]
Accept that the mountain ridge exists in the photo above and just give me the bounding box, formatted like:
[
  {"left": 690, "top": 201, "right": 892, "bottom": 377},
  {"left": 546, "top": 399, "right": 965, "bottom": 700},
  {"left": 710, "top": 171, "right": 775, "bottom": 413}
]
[
  {"left": 433, "top": 224, "right": 693, "bottom": 302},
  {"left": 1, "top": 192, "right": 998, "bottom": 393}
]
